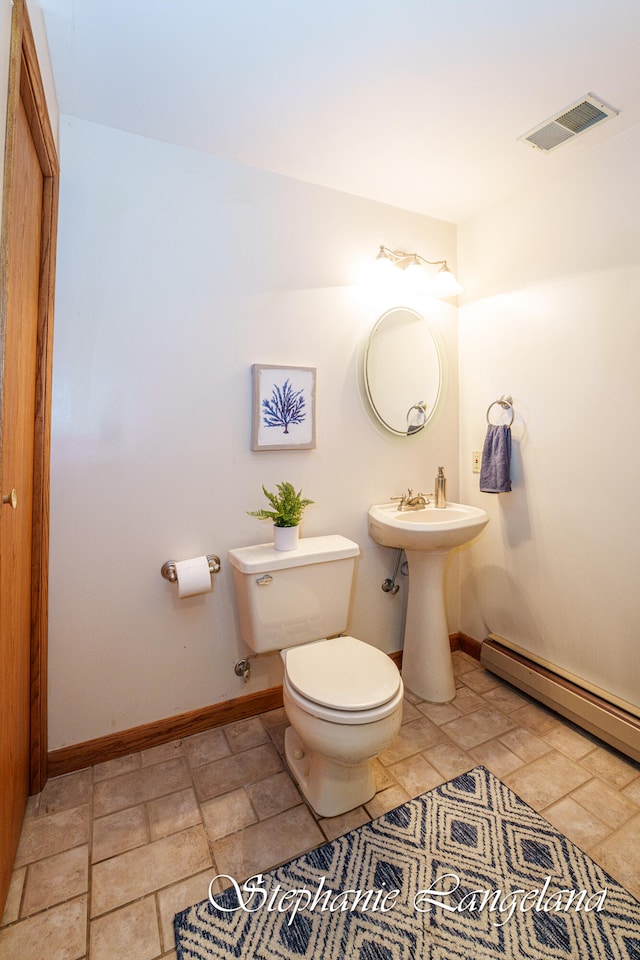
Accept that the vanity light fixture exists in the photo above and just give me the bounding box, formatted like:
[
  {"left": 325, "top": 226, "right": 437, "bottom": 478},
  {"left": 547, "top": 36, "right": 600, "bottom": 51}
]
[{"left": 375, "top": 245, "right": 463, "bottom": 298}]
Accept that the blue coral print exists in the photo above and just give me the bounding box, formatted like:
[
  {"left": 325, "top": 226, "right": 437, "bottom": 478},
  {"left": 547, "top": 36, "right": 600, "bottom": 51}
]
[{"left": 262, "top": 379, "right": 307, "bottom": 434}]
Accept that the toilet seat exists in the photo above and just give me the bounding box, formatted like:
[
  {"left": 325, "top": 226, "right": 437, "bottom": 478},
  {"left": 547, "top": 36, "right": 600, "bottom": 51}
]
[{"left": 284, "top": 635, "right": 403, "bottom": 724}]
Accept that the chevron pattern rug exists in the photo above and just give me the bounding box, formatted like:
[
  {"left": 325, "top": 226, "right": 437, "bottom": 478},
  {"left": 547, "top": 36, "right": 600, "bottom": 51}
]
[{"left": 175, "top": 766, "right": 640, "bottom": 959}]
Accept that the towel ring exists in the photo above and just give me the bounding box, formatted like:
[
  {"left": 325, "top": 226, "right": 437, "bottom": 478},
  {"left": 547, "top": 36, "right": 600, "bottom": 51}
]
[
  {"left": 406, "top": 401, "right": 427, "bottom": 434},
  {"left": 486, "top": 394, "right": 514, "bottom": 427}
]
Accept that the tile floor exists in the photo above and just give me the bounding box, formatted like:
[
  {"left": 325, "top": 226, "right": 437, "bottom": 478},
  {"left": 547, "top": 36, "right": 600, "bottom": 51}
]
[{"left": 2, "top": 651, "right": 639, "bottom": 959}]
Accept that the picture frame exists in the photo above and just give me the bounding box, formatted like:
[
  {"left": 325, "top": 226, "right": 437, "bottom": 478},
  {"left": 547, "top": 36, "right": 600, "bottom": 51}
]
[{"left": 251, "top": 364, "right": 316, "bottom": 451}]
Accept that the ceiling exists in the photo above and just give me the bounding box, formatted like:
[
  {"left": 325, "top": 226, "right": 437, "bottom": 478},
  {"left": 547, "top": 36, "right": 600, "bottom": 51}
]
[{"left": 39, "top": 0, "right": 640, "bottom": 224}]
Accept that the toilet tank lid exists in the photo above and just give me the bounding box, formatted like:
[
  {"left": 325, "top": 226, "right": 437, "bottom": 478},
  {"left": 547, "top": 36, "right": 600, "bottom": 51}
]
[{"left": 227, "top": 534, "right": 359, "bottom": 574}]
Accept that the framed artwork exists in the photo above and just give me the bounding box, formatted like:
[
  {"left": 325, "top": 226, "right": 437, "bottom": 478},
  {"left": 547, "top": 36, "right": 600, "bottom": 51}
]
[{"left": 251, "top": 364, "right": 316, "bottom": 451}]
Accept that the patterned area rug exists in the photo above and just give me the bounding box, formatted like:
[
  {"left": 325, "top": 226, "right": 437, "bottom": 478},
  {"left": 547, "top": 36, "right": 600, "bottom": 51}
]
[{"left": 175, "top": 766, "right": 640, "bottom": 959}]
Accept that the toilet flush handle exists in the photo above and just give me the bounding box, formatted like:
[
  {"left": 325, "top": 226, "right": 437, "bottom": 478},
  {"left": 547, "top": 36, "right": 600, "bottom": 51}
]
[{"left": 256, "top": 574, "right": 273, "bottom": 586}]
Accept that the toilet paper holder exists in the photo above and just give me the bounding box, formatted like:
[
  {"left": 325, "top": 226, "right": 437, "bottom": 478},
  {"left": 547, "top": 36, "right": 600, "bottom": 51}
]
[{"left": 161, "top": 554, "right": 221, "bottom": 583}]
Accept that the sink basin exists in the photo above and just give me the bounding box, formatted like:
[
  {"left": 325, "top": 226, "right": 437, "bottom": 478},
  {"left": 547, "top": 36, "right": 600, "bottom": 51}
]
[
  {"left": 368, "top": 501, "right": 489, "bottom": 552},
  {"left": 368, "top": 499, "right": 489, "bottom": 703}
]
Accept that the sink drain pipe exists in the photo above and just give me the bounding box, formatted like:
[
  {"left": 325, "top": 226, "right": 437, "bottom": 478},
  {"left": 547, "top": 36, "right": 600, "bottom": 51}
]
[{"left": 381, "top": 549, "right": 408, "bottom": 594}]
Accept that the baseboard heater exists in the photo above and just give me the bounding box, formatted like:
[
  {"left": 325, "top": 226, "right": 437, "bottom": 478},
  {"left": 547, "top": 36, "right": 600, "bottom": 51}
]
[{"left": 481, "top": 635, "right": 640, "bottom": 763}]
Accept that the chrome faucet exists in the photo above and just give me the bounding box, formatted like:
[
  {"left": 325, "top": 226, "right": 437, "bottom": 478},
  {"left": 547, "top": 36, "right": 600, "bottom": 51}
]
[{"left": 391, "top": 488, "right": 430, "bottom": 511}]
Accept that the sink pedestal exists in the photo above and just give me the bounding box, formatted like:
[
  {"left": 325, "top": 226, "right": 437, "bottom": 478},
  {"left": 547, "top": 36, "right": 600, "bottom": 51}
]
[
  {"left": 402, "top": 548, "right": 456, "bottom": 702},
  {"left": 367, "top": 500, "right": 489, "bottom": 705}
]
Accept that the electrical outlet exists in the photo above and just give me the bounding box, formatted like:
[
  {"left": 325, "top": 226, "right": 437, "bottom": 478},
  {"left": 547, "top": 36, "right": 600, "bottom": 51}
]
[{"left": 472, "top": 450, "right": 481, "bottom": 473}]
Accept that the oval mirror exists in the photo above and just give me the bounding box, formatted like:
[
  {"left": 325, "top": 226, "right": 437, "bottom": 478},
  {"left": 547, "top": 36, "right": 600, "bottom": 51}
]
[{"left": 363, "top": 307, "right": 442, "bottom": 437}]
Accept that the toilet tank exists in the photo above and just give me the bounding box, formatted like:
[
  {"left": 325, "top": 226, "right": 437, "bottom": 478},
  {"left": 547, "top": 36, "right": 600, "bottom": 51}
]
[{"left": 227, "top": 535, "right": 360, "bottom": 654}]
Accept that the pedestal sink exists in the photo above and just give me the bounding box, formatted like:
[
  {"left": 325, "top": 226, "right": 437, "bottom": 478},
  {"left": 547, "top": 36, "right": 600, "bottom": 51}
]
[{"left": 368, "top": 501, "right": 489, "bottom": 703}]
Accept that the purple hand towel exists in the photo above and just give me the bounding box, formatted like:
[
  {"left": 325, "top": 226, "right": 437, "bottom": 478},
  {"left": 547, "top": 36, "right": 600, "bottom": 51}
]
[{"left": 480, "top": 424, "right": 512, "bottom": 493}]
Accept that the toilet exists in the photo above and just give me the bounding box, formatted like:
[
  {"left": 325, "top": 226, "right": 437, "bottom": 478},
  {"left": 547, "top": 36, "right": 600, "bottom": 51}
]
[{"left": 228, "top": 535, "right": 403, "bottom": 817}]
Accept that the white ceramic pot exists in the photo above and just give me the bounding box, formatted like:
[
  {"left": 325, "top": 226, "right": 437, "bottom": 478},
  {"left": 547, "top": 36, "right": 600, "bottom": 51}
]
[{"left": 273, "top": 524, "right": 299, "bottom": 551}]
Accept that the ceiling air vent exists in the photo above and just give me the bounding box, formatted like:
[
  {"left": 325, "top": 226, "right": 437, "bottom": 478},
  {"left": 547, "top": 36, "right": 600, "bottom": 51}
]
[{"left": 518, "top": 93, "right": 619, "bottom": 153}]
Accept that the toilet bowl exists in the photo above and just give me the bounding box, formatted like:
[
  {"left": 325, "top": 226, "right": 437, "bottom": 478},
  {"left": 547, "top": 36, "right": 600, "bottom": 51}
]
[
  {"left": 282, "top": 635, "right": 404, "bottom": 816},
  {"left": 227, "top": 535, "right": 404, "bottom": 817}
]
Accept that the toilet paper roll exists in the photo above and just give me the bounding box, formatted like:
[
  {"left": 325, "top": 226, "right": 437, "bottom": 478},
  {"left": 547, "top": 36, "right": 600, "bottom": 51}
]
[{"left": 175, "top": 556, "right": 213, "bottom": 599}]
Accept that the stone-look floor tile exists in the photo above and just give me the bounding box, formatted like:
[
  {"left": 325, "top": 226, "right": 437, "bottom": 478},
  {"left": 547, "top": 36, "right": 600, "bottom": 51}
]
[
  {"left": 91, "top": 825, "right": 212, "bottom": 917},
  {"left": 92, "top": 806, "right": 149, "bottom": 863},
  {"left": 590, "top": 814, "right": 640, "bottom": 900},
  {"left": 7, "top": 663, "right": 640, "bottom": 960},
  {"left": 481, "top": 684, "right": 529, "bottom": 713},
  {"left": 319, "top": 807, "right": 370, "bottom": 842},
  {"left": 22, "top": 845, "right": 89, "bottom": 917},
  {"left": 579, "top": 746, "right": 640, "bottom": 790},
  {"left": 371, "top": 758, "right": 397, "bottom": 792},
  {"left": 201, "top": 788, "right": 257, "bottom": 841},
  {"left": 402, "top": 687, "right": 424, "bottom": 705},
  {"left": 1, "top": 866, "right": 25, "bottom": 926},
  {"left": 441, "top": 706, "right": 517, "bottom": 751},
  {"left": 400, "top": 699, "right": 422, "bottom": 723},
  {"left": 571, "top": 778, "right": 640, "bottom": 830},
  {"left": 389, "top": 754, "right": 445, "bottom": 798},
  {"left": 266, "top": 722, "right": 288, "bottom": 756},
  {"left": 192, "top": 744, "right": 283, "bottom": 801},
  {"left": 147, "top": 788, "right": 202, "bottom": 839},
  {"left": 469, "top": 739, "right": 523, "bottom": 779},
  {"left": 260, "top": 707, "right": 287, "bottom": 729},
  {"left": 415, "top": 700, "right": 462, "bottom": 725},
  {"left": 0, "top": 894, "right": 87, "bottom": 960},
  {"left": 15, "top": 805, "right": 90, "bottom": 867},
  {"left": 93, "top": 753, "right": 141, "bottom": 783},
  {"left": 458, "top": 668, "right": 501, "bottom": 694},
  {"left": 212, "top": 806, "right": 324, "bottom": 881},
  {"left": 451, "top": 654, "right": 477, "bottom": 677},
  {"left": 140, "top": 739, "right": 184, "bottom": 767},
  {"left": 38, "top": 770, "right": 92, "bottom": 816},
  {"left": 364, "top": 784, "right": 411, "bottom": 819},
  {"left": 90, "top": 895, "right": 160, "bottom": 960},
  {"left": 24, "top": 794, "right": 41, "bottom": 820},
  {"left": 93, "top": 758, "right": 192, "bottom": 817},
  {"left": 246, "top": 771, "right": 302, "bottom": 820},
  {"left": 510, "top": 701, "right": 558, "bottom": 735},
  {"left": 181, "top": 727, "right": 231, "bottom": 769},
  {"left": 423, "top": 741, "right": 475, "bottom": 779},
  {"left": 224, "top": 717, "right": 270, "bottom": 753},
  {"left": 542, "top": 797, "right": 611, "bottom": 851},
  {"left": 622, "top": 777, "right": 640, "bottom": 806},
  {"left": 157, "top": 869, "right": 216, "bottom": 954},
  {"left": 449, "top": 686, "right": 486, "bottom": 715},
  {"left": 498, "top": 727, "right": 552, "bottom": 763},
  {"left": 378, "top": 717, "right": 445, "bottom": 765},
  {"left": 504, "top": 751, "right": 592, "bottom": 810},
  {"left": 542, "top": 723, "right": 597, "bottom": 760}
]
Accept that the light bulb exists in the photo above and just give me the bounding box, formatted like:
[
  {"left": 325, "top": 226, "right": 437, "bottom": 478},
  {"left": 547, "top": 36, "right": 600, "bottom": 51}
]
[
  {"left": 430, "top": 264, "right": 463, "bottom": 298},
  {"left": 404, "top": 259, "right": 429, "bottom": 290}
]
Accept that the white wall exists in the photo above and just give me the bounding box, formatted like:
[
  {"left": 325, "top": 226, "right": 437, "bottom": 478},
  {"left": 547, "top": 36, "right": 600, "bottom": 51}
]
[
  {"left": 48, "top": 116, "right": 460, "bottom": 749},
  {"left": 458, "top": 124, "right": 640, "bottom": 710}
]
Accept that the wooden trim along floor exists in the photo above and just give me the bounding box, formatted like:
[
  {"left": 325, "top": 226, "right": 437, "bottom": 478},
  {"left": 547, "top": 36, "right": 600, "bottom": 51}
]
[{"left": 48, "top": 633, "right": 479, "bottom": 779}]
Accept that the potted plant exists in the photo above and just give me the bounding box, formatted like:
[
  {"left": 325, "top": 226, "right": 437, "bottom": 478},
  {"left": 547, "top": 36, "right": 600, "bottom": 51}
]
[{"left": 248, "top": 481, "right": 314, "bottom": 551}]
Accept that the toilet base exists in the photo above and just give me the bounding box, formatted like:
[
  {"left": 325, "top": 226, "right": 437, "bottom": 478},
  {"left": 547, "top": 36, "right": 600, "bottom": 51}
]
[{"left": 284, "top": 727, "right": 376, "bottom": 818}]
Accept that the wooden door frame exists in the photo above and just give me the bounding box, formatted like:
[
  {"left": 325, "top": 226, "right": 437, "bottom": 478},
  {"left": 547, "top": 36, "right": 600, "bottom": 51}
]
[{"left": 0, "top": 0, "right": 58, "bottom": 794}]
